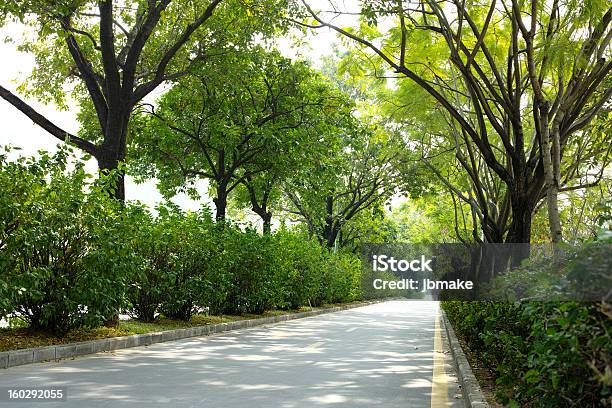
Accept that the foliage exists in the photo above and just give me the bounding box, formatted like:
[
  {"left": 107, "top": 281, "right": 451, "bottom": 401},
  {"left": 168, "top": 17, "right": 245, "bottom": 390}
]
[
  {"left": 124, "top": 210, "right": 365, "bottom": 317},
  {"left": 443, "top": 239, "right": 612, "bottom": 406},
  {"left": 184, "top": 224, "right": 365, "bottom": 314},
  {"left": 321, "top": 250, "right": 363, "bottom": 304},
  {"left": 273, "top": 230, "right": 327, "bottom": 309},
  {"left": 131, "top": 44, "right": 353, "bottom": 224},
  {"left": 219, "top": 227, "right": 278, "bottom": 314},
  {"left": 0, "top": 147, "right": 134, "bottom": 335},
  {"left": 336, "top": 204, "right": 399, "bottom": 251},
  {"left": 125, "top": 205, "right": 224, "bottom": 321},
  {"left": 124, "top": 207, "right": 368, "bottom": 318},
  {"left": 299, "top": 0, "right": 612, "bottom": 243},
  {"left": 445, "top": 300, "right": 611, "bottom": 407},
  {"left": 0, "top": 0, "right": 293, "bottom": 199},
  {"left": 1, "top": 149, "right": 373, "bottom": 332},
  {"left": 285, "top": 119, "right": 402, "bottom": 247}
]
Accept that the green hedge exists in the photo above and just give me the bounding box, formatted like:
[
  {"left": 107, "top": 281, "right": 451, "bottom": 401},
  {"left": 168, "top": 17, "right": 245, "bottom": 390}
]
[
  {"left": 443, "top": 243, "right": 612, "bottom": 407},
  {"left": 0, "top": 150, "right": 136, "bottom": 335},
  {"left": 127, "top": 218, "right": 365, "bottom": 319},
  {"left": 0, "top": 148, "right": 370, "bottom": 335}
]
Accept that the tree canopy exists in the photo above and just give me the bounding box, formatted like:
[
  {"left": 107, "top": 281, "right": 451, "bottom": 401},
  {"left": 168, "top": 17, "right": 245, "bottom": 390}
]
[
  {"left": 0, "top": 0, "right": 289, "bottom": 199},
  {"left": 0, "top": 0, "right": 609, "bottom": 245},
  {"left": 295, "top": 0, "right": 611, "bottom": 243}
]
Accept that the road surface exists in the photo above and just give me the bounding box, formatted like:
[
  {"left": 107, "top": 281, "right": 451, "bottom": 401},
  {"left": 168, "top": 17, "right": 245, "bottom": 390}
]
[{"left": 0, "top": 300, "right": 463, "bottom": 407}]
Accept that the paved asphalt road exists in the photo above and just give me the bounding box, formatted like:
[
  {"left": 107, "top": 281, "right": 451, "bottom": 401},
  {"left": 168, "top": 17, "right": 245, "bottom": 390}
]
[{"left": 0, "top": 300, "right": 464, "bottom": 407}]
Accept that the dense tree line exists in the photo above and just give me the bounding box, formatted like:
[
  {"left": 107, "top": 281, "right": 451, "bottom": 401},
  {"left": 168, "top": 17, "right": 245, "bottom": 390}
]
[{"left": 1, "top": 0, "right": 608, "bottom": 245}]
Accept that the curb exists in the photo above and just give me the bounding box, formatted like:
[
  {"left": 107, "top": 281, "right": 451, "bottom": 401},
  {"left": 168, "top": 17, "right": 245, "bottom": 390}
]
[
  {"left": 0, "top": 299, "right": 386, "bottom": 369},
  {"left": 441, "top": 309, "right": 490, "bottom": 408}
]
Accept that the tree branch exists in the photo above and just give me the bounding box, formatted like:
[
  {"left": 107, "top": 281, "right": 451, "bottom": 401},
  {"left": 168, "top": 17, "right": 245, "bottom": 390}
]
[
  {"left": 131, "top": 0, "right": 224, "bottom": 103},
  {"left": 0, "top": 85, "right": 98, "bottom": 156}
]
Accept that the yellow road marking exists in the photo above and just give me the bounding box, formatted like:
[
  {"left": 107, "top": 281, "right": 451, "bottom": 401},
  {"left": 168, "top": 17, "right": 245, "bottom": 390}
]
[{"left": 431, "top": 313, "right": 449, "bottom": 407}]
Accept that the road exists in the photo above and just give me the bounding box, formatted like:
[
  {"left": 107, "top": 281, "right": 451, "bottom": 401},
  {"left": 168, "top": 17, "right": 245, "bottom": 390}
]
[{"left": 0, "top": 300, "right": 463, "bottom": 407}]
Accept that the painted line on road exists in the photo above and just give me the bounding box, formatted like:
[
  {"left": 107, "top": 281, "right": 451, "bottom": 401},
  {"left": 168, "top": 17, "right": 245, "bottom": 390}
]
[{"left": 431, "top": 312, "right": 449, "bottom": 407}]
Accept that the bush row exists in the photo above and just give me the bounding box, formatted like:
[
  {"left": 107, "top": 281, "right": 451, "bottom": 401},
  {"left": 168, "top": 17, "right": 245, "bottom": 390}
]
[
  {"left": 0, "top": 149, "right": 366, "bottom": 336},
  {"left": 126, "top": 207, "right": 363, "bottom": 320},
  {"left": 442, "top": 242, "right": 612, "bottom": 407}
]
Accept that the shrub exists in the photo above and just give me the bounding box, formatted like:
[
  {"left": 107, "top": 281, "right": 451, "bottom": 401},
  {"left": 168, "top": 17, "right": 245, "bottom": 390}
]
[
  {"left": 443, "top": 240, "right": 612, "bottom": 407},
  {"left": 123, "top": 206, "right": 168, "bottom": 322},
  {"left": 1, "top": 147, "right": 371, "bottom": 333},
  {"left": 324, "top": 251, "right": 363, "bottom": 304},
  {"left": 125, "top": 205, "right": 226, "bottom": 321},
  {"left": 220, "top": 227, "right": 279, "bottom": 314},
  {"left": 104, "top": 207, "right": 367, "bottom": 320},
  {"left": 0, "top": 148, "right": 134, "bottom": 335},
  {"left": 274, "top": 230, "right": 326, "bottom": 309},
  {"left": 155, "top": 207, "right": 221, "bottom": 320}
]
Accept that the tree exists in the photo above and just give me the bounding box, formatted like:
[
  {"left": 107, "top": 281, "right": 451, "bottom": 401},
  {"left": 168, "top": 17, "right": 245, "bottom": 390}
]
[
  {"left": 231, "top": 64, "right": 356, "bottom": 234},
  {"left": 285, "top": 122, "right": 400, "bottom": 248},
  {"left": 296, "top": 0, "right": 612, "bottom": 243},
  {"left": 335, "top": 203, "right": 399, "bottom": 251},
  {"left": 132, "top": 46, "right": 344, "bottom": 222},
  {"left": 0, "top": 0, "right": 285, "bottom": 199}
]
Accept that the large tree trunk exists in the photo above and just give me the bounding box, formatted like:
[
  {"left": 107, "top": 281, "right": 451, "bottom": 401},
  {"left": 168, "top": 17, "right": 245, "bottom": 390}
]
[
  {"left": 96, "top": 107, "right": 131, "bottom": 200},
  {"left": 325, "top": 225, "right": 340, "bottom": 249},
  {"left": 213, "top": 182, "right": 228, "bottom": 222},
  {"left": 262, "top": 212, "right": 272, "bottom": 235},
  {"left": 506, "top": 186, "right": 534, "bottom": 244},
  {"left": 321, "top": 196, "right": 340, "bottom": 248},
  {"left": 506, "top": 203, "right": 533, "bottom": 243},
  {"left": 321, "top": 219, "right": 341, "bottom": 248},
  {"left": 505, "top": 185, "right": 535, "bottom": 267}
]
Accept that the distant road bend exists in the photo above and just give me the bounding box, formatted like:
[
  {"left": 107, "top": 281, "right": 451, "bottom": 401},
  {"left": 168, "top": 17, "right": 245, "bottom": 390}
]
[{"left": 1, "top": 300, "right": 464, "bottom": 407}]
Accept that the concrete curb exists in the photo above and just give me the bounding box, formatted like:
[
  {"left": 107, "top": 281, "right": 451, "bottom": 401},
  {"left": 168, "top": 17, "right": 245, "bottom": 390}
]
[
  {"left": 440, "top": 309, "right": 490, "bottom": 408},
  {"left": 0, "top": 299, "right": 386, "bottom": 369}
]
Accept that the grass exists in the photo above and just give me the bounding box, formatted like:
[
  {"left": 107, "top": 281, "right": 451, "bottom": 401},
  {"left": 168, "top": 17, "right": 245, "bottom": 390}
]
[{"left": 0, "top": 303, "right": 356, "bottom": 352}]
